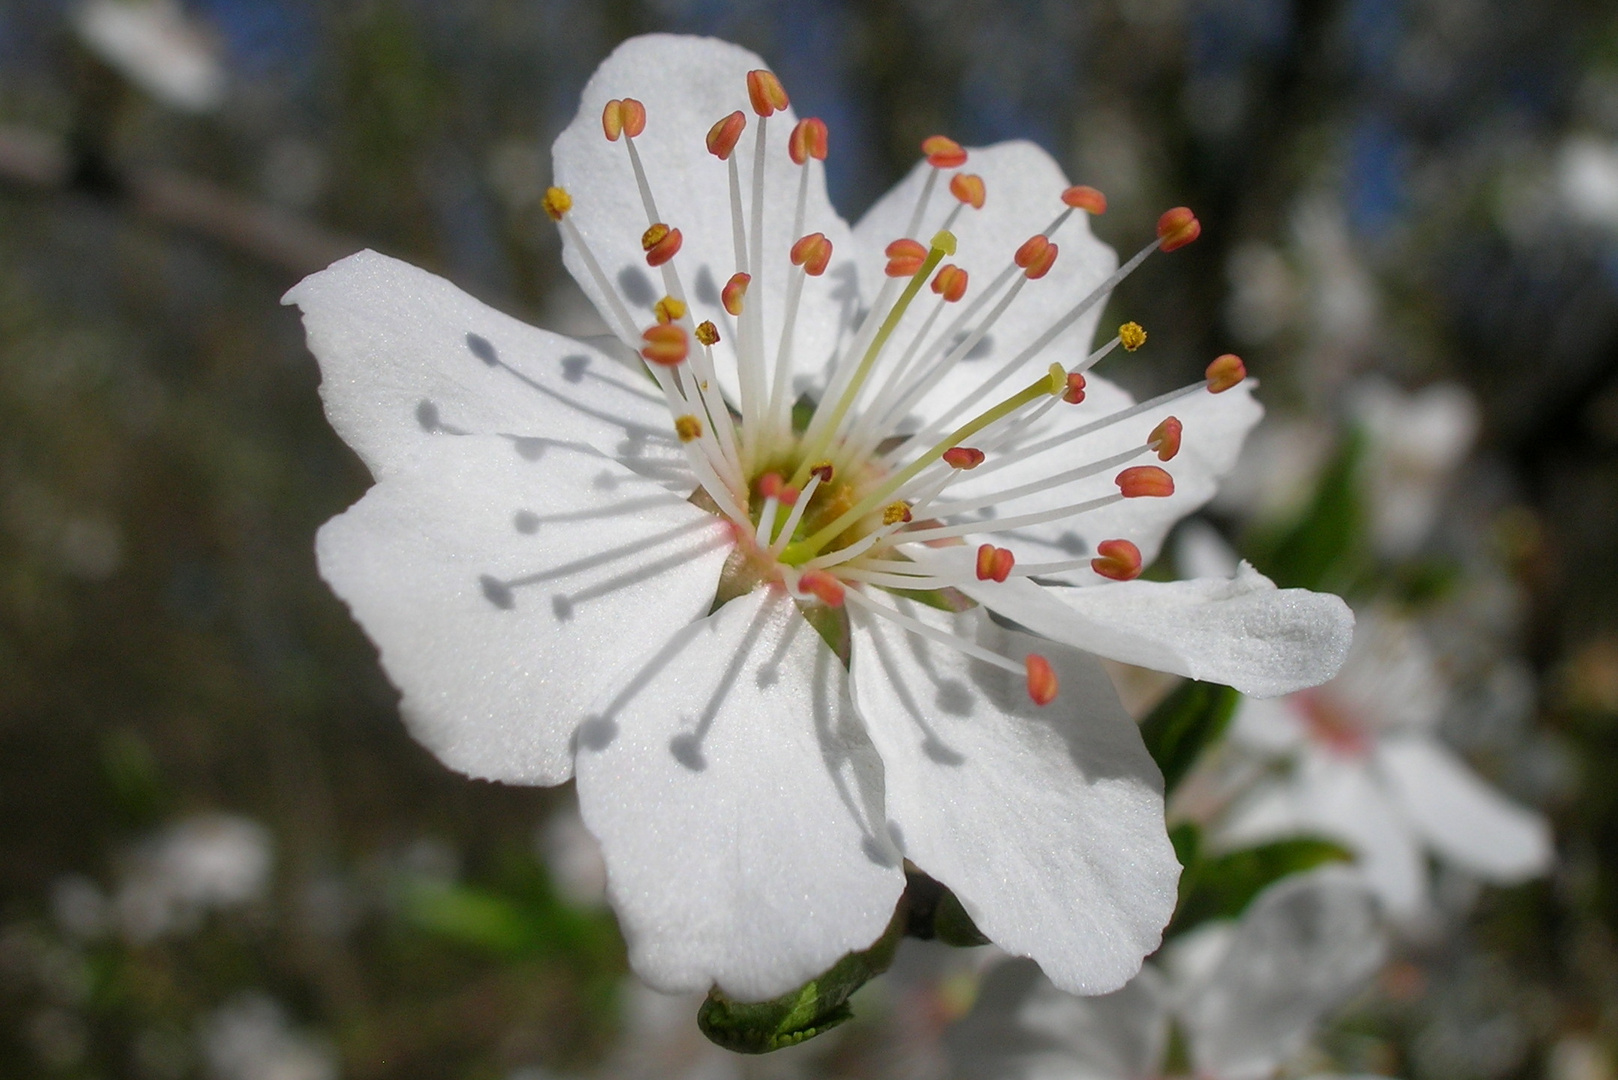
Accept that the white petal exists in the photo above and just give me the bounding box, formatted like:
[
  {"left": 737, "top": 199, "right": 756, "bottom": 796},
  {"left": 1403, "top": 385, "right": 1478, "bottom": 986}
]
[
  {"left": 552, "top": 34, "right": 860, "bottom": 405},
  {"left": 574, "top": 589, "right": 905, "bottom": 1000},
  {"left": 946, "top": 958, "right": 1168, "bottom": 1080},
  {"left": 316, "top": 435, "right": 730, "bottom": 785},
  {"left": 955, "top": 562, "right": 1354, "bottom": 698},
  {"left": 1219, "top": 754, "right": 1429, "bottom": 919},
  {"left": 1330, "top": 611, "right": 1447, "bottom": 735},
  {"left": 847, "top": 600, "right": 1178, "bottom": 994},
  {"left": 930, "top": 378, "right": 1263, "bottom": 572},
  {"left": 850, "top": 141, "right": 1117, "bottom": 432},
  {"left": 1229, "top": 694, "right": 1310, "bottom": 753},
  {"left": 1378, "top": 736, "right": 1553, "bottom": 883},
  {"left": 1179, "top": 869, "right": 1385, "bottom": 1080},
  {"left": 283, "top": 250, "right": 684, "bottom": 484}
]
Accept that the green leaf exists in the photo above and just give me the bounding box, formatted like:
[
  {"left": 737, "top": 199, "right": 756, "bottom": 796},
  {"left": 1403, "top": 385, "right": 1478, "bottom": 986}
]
[
  {"left": 697, "top": 906, "right": 906, "bottom": 1054},
  {"left": 1243, "top": 430, "right": 1367, "bottom": 593},
  {"left": 401, "top": 881, "right": 544, "bottom": 956},
  {"left": 1139, "top": 681, "right": 1240, "bottom": 795},
  {"left": 1169, "top": 836, "right": 1353, "bottom": 938}
]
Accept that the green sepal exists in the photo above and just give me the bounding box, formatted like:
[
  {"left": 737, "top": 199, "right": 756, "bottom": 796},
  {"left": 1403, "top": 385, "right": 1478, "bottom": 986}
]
[
  {"left": 1168, "top": 834, "right": 1354, "bottom": 939},
  {"left": 696, "top": 904, "right": 906, "bottom": 1054},
  {"left": 1139, "top": 680, "right": 1240, "bottom": 795}
]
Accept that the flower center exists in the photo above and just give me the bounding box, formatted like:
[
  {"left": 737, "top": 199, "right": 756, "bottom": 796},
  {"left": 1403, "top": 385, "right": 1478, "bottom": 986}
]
[{"left": 545, "top": 74, "right": 1237, "bottom": 704}]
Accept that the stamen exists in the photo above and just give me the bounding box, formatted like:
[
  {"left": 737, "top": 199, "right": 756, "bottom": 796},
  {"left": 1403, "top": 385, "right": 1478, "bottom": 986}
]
[
  {"left": 949, "top": 173, "right": 986, "bottom": 209},
  {"left": 1206, "top": 353, "right": 1247, "bottom": 392},
  {"left": 789, "top": 232, "right": 834, "bottom": 276},
  {"left": 654, "top": 295, "right": 686, "bottom": 324},
  {"left": 1091, "top": 539, "right": 1143, "bottom": 581},
  {"left": 722, "top": 273, "right": 750, "bottom": 316},
  {"left": 1014, "top": 234, "right": 1059, "bottom": 279},
  {"left": 601, "top": 98, "right": 647, "bottom": 140},
  {"left": 553, "top": 212, "right": 639, "bottom": 345},
  {"left": 1148, "top": 416, "right": 1182, "bottom": 461},
  {"left": 894, "top": 492, "right": 1121, "bottom": 544},
  {"left": 766, "top": 470, "right": 827, "bottom": 556},
  {"left": 922, "top": 135, "right": 968, "bottom": 169},
  {"left": 1116, "top": 465, "right": 1175, "bottom": 498},
  {"left": 706, "top": 111, "right": 746, "bottom": 160},
  {"left": 642, "top": 222, "right": 683, "bottom": 267},
  {"left": 925, "top": 442, "right": 1149, "bottom": 517},
  {"left": 542, "top": 186, "right": 573, "bottom": 221},
  {"left": 842, "top": 589, "right": 1039, "bottom": 694},
  {"left": 695, "top": 320, "right": 720, "bottom": 346},
  {"left": 754, "top": 496, "right": 780, "bottom": 547},
  {"left": 1119, "top": 321, "right": 1147, "bottom": 351},
  {"left": 1157, "top": 206, "right": 1201, "bottom": 251},
  {"left": 1061, "top": 185, "right": 1107, "bottom": 214},
  {"left": 942, "top": 446, "right": 985, "bottom": 469},
  {"left": 641, "top": 323, "right": 688, "bottom": 367},
  {"left": 885, "top": 238, "right": 929, "bottom": 277},
  {"left": 746, "top": 69, "right": 789, "bottom": 116},
  {"left": 884, "top": 502, "right": 914, "bottom": 525},
  {"left": 976, "top": 544, "right": 1015, "bottom": 582},
  {"left": 1025, "top": 655, "right": 1059, "bottom": 705},
  {"left": 797, "top": 569, "right": 846, "bottom": 607},
  {"left": 932, "top": 264, "right": 969, "bottom": 303},
  {"left": 770, "top": 235, "right": 835, "bottom": 447},
  {"left": 1063, "top": 372, "right": 1087, "bottom": 404},
  {"left": 675, "top": 415, "right": 703, "bottom": 442},
  {"left": 788, "top": 118, "right": 829, "bottom": 164}
]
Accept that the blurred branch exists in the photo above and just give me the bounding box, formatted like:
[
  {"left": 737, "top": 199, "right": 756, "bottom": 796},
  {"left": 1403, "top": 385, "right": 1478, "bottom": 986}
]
[{"left": 0, "top": 123, "right": 362, "bottom": 277}]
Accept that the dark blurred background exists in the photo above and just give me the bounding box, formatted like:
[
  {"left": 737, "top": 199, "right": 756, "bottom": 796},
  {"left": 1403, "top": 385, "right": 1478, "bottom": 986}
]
[{"left": 3, "top": 1, "right": 1618, "bottom": 1077}]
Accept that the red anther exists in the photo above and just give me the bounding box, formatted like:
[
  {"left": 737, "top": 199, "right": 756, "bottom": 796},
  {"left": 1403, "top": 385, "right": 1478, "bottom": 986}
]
[
  {"left": 931, "top": 264, "right": 969, "bottom": 303},
  {"left": 885, "top": 238, "right": 928, "bottom": 277},
  {"left": 1157, "top": 206, "right": 1201, "bottom": 252},
  {"left": 798, "top": 569, "right": 846, "bottom": 607},
  {"left": 1205, "top": 353, "right": 1246, "bottom": 393},
  {"left": 975, "top": 543, "right": 1015, "bottom": 583},
  {"left": 640, "top": 323, "right": 688, "bottom": 367},
  {"left": 1149, "top": 416, "right": 1183, "bottom": 461},
  {"left": 747, "top": 69, "right": 789, "bottom": 116},
  {"left": 942, "top": 446, "right": 985, "bottom": 469},
  {"left": 642, "top": 223, "right": 683, "bottom": 267},
  {"left": 707, "top": 111, "right": 746, "bottom": 159},
  {"left": 1091, "top": 538, "right": 1143, "bottom": 581},
  {"left": 1062, "top": 371, "right": 1087, "bottom": 404},
  {"left": 789, "top": 117, "right": 829, "bottom": 164},
  {"left": 757, "top": 472, "right": 785, "bottom": 500},
  {"left": 1116, "top": 465, "right": 1175, "bottom": 498},
  {"left": 1014, "top": 234, "right": 1059, "bottom": 279},
  {"left": 809, "top": 462, "right": 834, "bottom": 482},
  {"left": 790, "top": 232, "right": 834, "bottom": 276},
  {"left": 949, "top": 173, "right": 986, "bottom": 209},
  {"left": 1026, "top": 654, "right": 1058, "bottom": 706},
  {"left": 602, "top": 99, "right": 625, "bottom": 141},
  {"left": 1061, "top": 185, "right": 1107, "bottom": 214},
  {"left": 722, "top": 272, "right": 750, "bottom": 316},
  {"left": 921, "top": 135, "right": 967, "bottom": 169}
]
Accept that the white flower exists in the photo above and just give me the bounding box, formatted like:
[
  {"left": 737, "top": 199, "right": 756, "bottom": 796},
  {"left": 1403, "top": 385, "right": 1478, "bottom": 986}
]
[
  {"left": 945, "top": 870, "right": 1391, "bottom": 1080},
  {"left": 200, "top": 994, "right": 337, "bottom": 1080},
  {"left": 73, "top": 0, "right": 226, "bottom": 114},
  {"left": 1348, "top": 377, "right": 1479, "bottom": 560},
  {"left": 285, "top": 34, "right": 1353, "bottom": 1002},
  {"left": 113, "top": 813, "right": 273, "bottom": 942},
  {"left": 1221, "top": 611, "right": 1553, "bottom": 919}
]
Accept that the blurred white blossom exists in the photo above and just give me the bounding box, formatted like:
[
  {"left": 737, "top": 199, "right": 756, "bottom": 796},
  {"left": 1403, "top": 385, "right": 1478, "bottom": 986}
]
[
  {"left": 1349, "top": 377, "right": 1479, "bottom": 560},
  {"left": 200, "top": 994, "right": 337, "bottom": 1080},
  {"left": 73, "top": 0, "right": 225, "bottom": 113},
  {"left": 113, "top": 814, "right": 273, "bottom": 942}
]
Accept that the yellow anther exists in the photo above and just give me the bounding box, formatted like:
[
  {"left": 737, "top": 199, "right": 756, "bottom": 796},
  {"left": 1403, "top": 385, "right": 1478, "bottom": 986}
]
[
  {"left": 654, "top": 296, "right": 687, "bottom": 324},
  {"left": 694, "top": 320, "right": 720, "bottom": 346},
  {"left": 930, "top": 229, "right": 958, "bottom": 256},
  {"left": 1119, "top": 321, "right": 1147, "bottom": 351},
  {"left": 1047, "top": 362, "right": 1067, "bottom": 396},
  {"left": 674, "top": 415, "right": 703, "bottom": 442},
  {"left": 542, "top": 186, "right": 572, "bottom": 221},
  {"left": 883, "top": 502, "right": 913, "bottom": 526}
]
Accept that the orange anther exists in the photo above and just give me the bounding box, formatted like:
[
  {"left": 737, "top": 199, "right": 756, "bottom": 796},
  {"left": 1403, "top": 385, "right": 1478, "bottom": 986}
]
[
  {"left": 975, "top": 543, "right": 1015, "bottom": 583},
  {"left": 602, "top": 99, "right": 624, "bottom": 141},
  {"left": 1116, "top": 465, "right": 1175, "bottom": 498},
  {"left": 809, "top": 461, "right": 834, "bottom": 482},
  {"left": 542, "top": 186, "right": 572, "bottom": 221},
  {"left": 1015, "top": 235, "right": 1058, "bottom": 279},
  {"left": 642, "top": 223, "right": 683, "bottom": 267},
  {"left": 619, "top": 98, "right": 646, "bottom": 137},
  {"left": 757, "top": 472, "right": 786, "bottom": 500},
  {"left": 942, "top": 446, "right": 985, "bottom": 469},
  {"left": 949, "top": 173, "right": 986, "bottom": 209},
  {"left": 885, "top": 238, "right": 928, "bottom": 277},
  {"left": 798, "top": 569, "right": 845, "bottom": 607},
  {"left": 790, "top": 232, "right": 834, "bottom": 276},
  {"left": 707, "top": 110, "right": 747, "bottom": 159},
  {"left": 1061, "top": 185, "right": 1107, "bottom": 214},
  {"left": 1062, "top": 371, "right": 1087, "bottom": 404},
  {"left": 921, "top": 135, "right": 967, "bottom": 169},
  {"left": 1205, "top": 353, "right": 1246, "bottom": 393},
  {"left": 883, "top": 502, "right": 913, "bottom": 526},
  {"left": 789, "top": 117, "right": 829, "bottom": 164},
  {"left": 1026, "top": 654, "right": 1058, "bottom": 706},
  {"left": 722, "top": 272, "right": 751, "bottom": 316},
  {"left": 931, "top": 264, "right": 969, "bottom": 303},
  {"left": 694, "top": 320, "right": 720, "bottom": 346},
  {"left": 1149, "top": 416, "right": 1183, "bottom": 461},
  {"left": 674, "top": 415, "right": 703, "bottom": 442},
  {"left": 641, "top": 323, "right": 688, "bottom": 367},
  {"left": 654, "top": 296, "right": 686, "bottom": 324},
  {"left": 1091, "top": 538, "right": 1143, "bottom": 581},
  {"left": 1157, "top": 206, "right": 1201, "bottom": 252},
  {"left": 746, "top": 69, "right": 789, "bottom": 117}
]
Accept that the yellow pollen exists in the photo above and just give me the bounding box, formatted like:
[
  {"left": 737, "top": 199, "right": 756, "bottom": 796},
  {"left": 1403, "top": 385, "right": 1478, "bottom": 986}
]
[
  {"left": 674, "top": 415, "right": 703, "bottom": 442},
  {"left": 642, "top": 222, "right": 670, "bottom": 251},
  {"left": 883, "top": 502, "right": 913, "bottom": 526},
  {"left": 542, "top": 186, "right": 572, "bottom": 221},
  {"left": 654, "top": 296, "right": 687, "bottom": 324},
  {"left": 1119, "top": 321, "right": 1147, "bottom": 351},
  {"left": 694, "top": 320, "right": 720, "bottom": 346}
]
